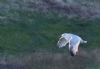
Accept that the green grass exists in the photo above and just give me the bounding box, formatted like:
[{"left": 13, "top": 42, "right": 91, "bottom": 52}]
[
  {"left": 0, "top": 1, "right": 100, "bottom": 69},
  {"left": 0, "top": 9, "right": 100, "bottom": 54},
  {"left": 0, "top": 0, "right": 100, "bottom": 54}
]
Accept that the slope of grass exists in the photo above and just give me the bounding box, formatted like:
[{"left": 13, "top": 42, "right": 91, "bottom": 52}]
[{"left": 0, "top": 8, "right": 100, "bottom": 53}]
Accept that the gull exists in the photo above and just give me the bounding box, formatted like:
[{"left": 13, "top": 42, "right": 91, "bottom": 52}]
[{"left": 57, "top": 33, "right": 87, "bottom": 56}]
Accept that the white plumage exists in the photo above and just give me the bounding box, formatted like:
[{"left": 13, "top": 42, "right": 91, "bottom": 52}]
[{"left": 57, "top": 33, "right": 87, "bottom": 56}]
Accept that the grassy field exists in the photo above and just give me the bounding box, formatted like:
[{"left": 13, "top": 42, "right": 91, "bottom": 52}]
[
  {"left": 0, "top": 0, "right": 100, "bottom": 69},
  {"left": 0, "top": 11, "right": 100, "bottom": 53}
]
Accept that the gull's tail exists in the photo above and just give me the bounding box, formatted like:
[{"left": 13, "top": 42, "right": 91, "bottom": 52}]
[{"left": 80, "top": 38, "right": 87, "bottom": 43}]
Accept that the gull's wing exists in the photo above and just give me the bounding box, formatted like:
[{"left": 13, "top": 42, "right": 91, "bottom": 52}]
[
  {"left": 57, "top": 37, "right": 68, "bottom": 48},
  {"left": 57, "top": 33, "right": 72, "bottom": 48},
  {"left": 69, "top": 37, "right": 81, "bottom": 56}
]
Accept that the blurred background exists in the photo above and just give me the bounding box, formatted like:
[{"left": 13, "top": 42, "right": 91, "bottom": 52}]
[{"left": 0, "top": 0, "right": 100, "bottom": 69}]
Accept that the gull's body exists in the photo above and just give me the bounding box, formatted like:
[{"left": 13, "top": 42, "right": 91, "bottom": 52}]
[{"left": 57, "top": 33, "right": 87, "bottom": 56}]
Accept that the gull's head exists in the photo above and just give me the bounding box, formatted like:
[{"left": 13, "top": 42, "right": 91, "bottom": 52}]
[{"left": 70, "top": 50, "right": 77, "bottom": 56}]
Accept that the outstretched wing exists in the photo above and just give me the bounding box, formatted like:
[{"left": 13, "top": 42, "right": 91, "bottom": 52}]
[
  {"left": 57, "top": 37, "right": 69, "bottom": 48},
  {"left": 57, "top": 33, "right": 72, "bottom": 48}
]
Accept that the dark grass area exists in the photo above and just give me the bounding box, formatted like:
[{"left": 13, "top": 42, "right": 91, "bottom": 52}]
[
  {"left": 0, "top": 10, "right": 100, "bottom": 53},
  {"left": 0, "top": 49, "right": 99, "bottom": 69}
]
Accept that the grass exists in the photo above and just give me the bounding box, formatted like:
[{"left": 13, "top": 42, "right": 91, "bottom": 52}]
[
  {"left": 0, "top": 52, "right": 96, "bottom": 69},
  {"left": 0, "top": 0, "right": 100, "bottom": 69},
  {"left": 0, "top": 9, "right": 100, "bottom": 53}
]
